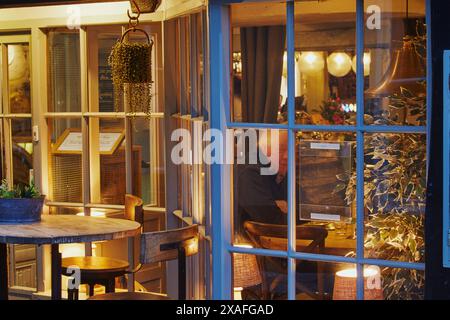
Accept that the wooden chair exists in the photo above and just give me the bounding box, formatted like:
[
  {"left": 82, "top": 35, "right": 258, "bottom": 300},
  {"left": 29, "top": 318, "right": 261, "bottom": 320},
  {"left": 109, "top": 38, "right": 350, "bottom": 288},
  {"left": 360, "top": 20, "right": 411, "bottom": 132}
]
[
  {"left": 88, "top": 224, "right": 199, "bottom": 300},
  {"left": 62, "top": 194, "right": 143, "bottom": 300},
  {"left": 243, "top": 221, "right": 328, "bottom": 300}
]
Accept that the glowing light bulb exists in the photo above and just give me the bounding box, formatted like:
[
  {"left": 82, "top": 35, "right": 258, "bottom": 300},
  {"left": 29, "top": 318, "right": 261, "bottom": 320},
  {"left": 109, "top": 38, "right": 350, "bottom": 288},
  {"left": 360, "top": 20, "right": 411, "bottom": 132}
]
[
  {"left": 352, "top": 52, "right": 371, "bottom": 76},
  {"left": 327, "top": 52, "right": 352, "bottom": 77},
  {"left": 298, "top": 51, "right": 325, "bottom": 75}
]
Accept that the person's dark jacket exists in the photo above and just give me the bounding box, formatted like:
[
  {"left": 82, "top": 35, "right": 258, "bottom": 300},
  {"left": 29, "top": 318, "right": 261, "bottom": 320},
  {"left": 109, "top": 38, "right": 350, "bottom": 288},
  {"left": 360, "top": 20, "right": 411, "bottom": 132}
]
[{"left": 236, "top": 162, "right": 287, "bottom": 227}]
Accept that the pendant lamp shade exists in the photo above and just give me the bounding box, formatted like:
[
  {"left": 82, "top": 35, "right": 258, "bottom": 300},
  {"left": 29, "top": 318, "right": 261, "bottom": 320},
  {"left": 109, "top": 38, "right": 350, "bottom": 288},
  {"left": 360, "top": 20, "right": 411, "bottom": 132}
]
[{"left": 365, "top": 37, "right": 426, "bottom": 98}]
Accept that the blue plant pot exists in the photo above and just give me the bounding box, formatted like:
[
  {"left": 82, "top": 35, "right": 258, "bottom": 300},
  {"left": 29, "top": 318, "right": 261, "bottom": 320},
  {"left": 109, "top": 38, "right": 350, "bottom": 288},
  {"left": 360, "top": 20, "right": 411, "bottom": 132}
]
[{"left": 0, "top": 196, "right": 45, "bottom": 224}]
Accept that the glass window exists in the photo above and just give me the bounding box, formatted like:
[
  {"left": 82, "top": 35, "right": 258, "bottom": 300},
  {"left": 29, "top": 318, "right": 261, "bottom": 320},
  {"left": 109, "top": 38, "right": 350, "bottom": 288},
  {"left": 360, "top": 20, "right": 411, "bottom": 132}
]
[
  {"left": 227, "top": 0, "right": 427, "bottom": 300},
  {"left": 294, "top": 0, "right": 356, "bottom": 126},
  {"left": 296, "top": 131, "right": 357, "bottom": 257},
  {"left": 49, "top": 118, "right": 82, "bottom": 203},
  {"left": 98, "top": 30, "right": 123, "bottom": 112},
  {"left": 48, "top": 31, "right": 81, "bottom": 113},
  {"left": 364, "top": 0, "right": 426, "bottom": 126},
  {"left": 8, "top": 44, "right": 31, "bottom": 114},
  {"left": 132, "top": 117, "right": 166, "bottom": 207},
  {"left": 233, "top": 251, "right": 287, "bottom": 300},
  {"left": 233, "top": 129, "right": 287, "bottom": 249},
  {"left": 11, "top": 118, "right": 33, "bottom": 185},
  {"left": 230, "top": 2, "right": 287, "bottom": 123}
]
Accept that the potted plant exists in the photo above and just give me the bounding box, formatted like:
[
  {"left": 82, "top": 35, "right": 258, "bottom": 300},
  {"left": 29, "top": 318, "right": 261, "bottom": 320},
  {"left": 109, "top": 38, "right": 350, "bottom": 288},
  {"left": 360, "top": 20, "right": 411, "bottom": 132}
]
[
  {"left": 0, "top": 179, "right": 45, "bottom": 223},
  {"left": 108, "top": 36, "right": 153, "bottom": 116},
  {"left": 365, "top": 210, "right": 425, "bottom": 300}
]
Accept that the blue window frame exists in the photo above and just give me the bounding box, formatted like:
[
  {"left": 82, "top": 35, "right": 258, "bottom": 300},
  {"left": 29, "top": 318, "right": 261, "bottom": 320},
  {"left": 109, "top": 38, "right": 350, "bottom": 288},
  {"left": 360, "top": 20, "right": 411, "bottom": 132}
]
[{"left": 209, "top": 0, "right": 429, "bottom": 299}]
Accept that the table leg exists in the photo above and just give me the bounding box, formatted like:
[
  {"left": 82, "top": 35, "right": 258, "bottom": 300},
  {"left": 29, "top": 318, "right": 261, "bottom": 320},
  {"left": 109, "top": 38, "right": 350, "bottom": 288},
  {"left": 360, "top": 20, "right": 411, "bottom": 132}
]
[
  {"left": 127, "top": 237, "right": 135, "bottom": 292},
  {"left": 51, "top": 244, "right": 62, "bottom": 300},
  {"left": 0, "top": 243, "right": 8, "bottom": 300}
]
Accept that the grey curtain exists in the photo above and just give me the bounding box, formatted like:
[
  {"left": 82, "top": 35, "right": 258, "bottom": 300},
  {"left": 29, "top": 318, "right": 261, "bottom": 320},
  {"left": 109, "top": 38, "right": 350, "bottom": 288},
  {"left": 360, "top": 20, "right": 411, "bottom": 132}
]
[{"left": 240, "top": 26, "right": 286, "bottom": 123}]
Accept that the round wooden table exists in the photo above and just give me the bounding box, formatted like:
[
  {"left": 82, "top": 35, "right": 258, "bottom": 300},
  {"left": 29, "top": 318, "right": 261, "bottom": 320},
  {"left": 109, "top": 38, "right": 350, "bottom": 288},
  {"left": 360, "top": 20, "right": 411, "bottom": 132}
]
[{"left": 0, "top": 215, "right": 141, "bottom": 300}]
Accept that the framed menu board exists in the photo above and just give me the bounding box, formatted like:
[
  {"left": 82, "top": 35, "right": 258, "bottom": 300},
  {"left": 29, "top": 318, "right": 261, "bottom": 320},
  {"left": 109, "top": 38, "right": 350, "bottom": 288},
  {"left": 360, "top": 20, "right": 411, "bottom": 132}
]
[{"left": 52, "top": 128, "right": 125, "bottom": 155}]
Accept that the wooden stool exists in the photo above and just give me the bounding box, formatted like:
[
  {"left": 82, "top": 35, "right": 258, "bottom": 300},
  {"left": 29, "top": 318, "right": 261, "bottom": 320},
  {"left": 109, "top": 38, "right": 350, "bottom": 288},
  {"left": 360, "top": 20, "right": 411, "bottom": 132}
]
[
  {"left": 62, "top": 256, "right": 130, "bottom": 299},
  {"left": 62, "top": 194, "right": 143, "bottom": 300},
  {"left": 88, "top": 224, "right": 199, "bottom": 300}
]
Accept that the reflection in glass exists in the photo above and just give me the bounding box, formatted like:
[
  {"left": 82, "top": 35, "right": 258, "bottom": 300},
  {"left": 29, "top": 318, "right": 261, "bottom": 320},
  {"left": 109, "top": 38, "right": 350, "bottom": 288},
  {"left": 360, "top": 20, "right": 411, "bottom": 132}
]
[
  {"left": 296, "top": 131, "right": 356, "bottom": 257},
  {"left": 132, "top": 118, "right": 166, "bottom": 207},
  {"left": 12, "top": 118, "right": 33, "bottom": 186},
  {"left": 293, "top": 0, "right": 356, "bottom": 126},
  {"left": 230, "top": 2, "right": 286, "bottom": 123},
  {"left": 48, "top": 31, "right": 81, "bottom": 112},
  {"left": 233, "top": 251, "right": 286, "bottom": 300},
  {"left": 49, "top": 119, "right": 82, "bottom": 203},
  {"left": 364, "top": 0, "right": 426, "bottom": 126},
  {"left": 8, "top": 44, "right": 31, "bottom": 114},
  {"left": 90, "top": 119, "right": 125, "bottom": 204},
  {"left": 233, "top": 129, "right": 288, "bottom": 249},
  {"left": 98, "top": 32, "right": 122, "bottom": 112},
  {"left": 296, "top": 261, "right": 358, "bottom": 300}
]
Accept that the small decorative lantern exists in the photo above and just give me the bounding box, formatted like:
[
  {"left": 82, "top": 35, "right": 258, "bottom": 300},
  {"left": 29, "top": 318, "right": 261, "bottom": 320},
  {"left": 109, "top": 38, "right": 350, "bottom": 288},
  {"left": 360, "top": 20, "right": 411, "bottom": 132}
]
[
  {"left": 333, "top": 266, "right": 383, "bottom": 300},
  {"left": 233, "top": 244, "right": 262, "bottom": 300}
]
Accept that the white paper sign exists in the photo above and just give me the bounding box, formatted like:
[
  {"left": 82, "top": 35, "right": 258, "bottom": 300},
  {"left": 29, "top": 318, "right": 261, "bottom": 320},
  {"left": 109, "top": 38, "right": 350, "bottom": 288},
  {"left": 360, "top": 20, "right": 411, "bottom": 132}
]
[
  {"left": 310, "top": 142, "right": 340, "bottom": 150},
  {"left": 99, "top": 132, "right": 122, "bottom": 152},
  {"left": 56, "top": 131, "right": 123, "bottom": 153},
  {"left": 310, "top": 213, "right": 341, "bottom": 221},
  {"left": 58, "top": 132, "right": 82, "bottom": 152}
]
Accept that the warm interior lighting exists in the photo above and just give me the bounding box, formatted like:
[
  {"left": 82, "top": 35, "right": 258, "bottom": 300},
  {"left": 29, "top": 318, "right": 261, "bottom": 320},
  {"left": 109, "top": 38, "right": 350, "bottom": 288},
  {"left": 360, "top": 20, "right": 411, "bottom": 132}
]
[
  {"left": 298, "top": 51, "right": 325, "bottom": 75},
  {"left": 17, "top": 142, "right": 33, "bottom": 155},
  {"left": 76, "top": 210, "right": 107, "bottom": 217},
  {"left": 8, "top": 46, "right": 15, "bottom": 65},
  {"left": 327, "top": 52, "right": 352, "bottom": 77},
  {"left": 336, "top": 267, "right": 378, "bottom": 278},
  {"left": 333, "top": 266, "right": 383, "bottom": 300},
  {"left": 233, "top": 244, "right": 262, "bottom": 300},
  {"left": 351, "top": 52, "right": 371, "bottom": 76}
]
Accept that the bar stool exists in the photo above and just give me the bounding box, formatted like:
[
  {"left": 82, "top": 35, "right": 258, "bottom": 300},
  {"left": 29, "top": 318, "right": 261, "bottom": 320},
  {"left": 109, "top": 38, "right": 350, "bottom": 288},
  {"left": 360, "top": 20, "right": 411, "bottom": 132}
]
[
  {"left": 88, "top": 224, "right": 199, "bottom": 300},
  {"left": 62, "top": 194, "right": 143, "bottom": 300}
]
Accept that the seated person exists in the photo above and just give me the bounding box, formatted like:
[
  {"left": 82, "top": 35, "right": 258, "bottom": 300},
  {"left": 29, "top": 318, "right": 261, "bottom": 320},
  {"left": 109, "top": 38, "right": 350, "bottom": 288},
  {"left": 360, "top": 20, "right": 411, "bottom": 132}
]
[
  {"left": 235, "top": 130, "right": 327, "bottom": 299},
  {"left": 235, "top": 130, "right": 289, "bottom": 233}
]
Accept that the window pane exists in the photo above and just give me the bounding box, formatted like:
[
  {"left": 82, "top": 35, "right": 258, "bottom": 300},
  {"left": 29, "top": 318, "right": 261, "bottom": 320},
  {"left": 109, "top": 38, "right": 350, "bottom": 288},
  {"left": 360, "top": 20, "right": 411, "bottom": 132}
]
[
  {"left": 180, "top": 17, "right": 191, "bottom": 115},
  {"left": 293, "top": 0, "right": 356, "bottom": 126},
  {"left": 132, "top": 117, "right": 166, "bottom": 207},
  {"left": 182, "top": 119, "right": 192, "bottom": 215},
  {"left": 232, "top": 251, "right": 286, "bottom": 300},
  {"left": 49, "top": 118, "right": 82, "bottom": 203},
  {"left": 97, "top": 29, "right": 123, "bottom": 112},
  {"left": 8, "top": 44, "right": 31, "bottom": 114},
  {"left": 230, "top": 2, "right": 287, "bottom": 123},
  {"left": 296, "top": 131, "right": 356, "bottom": 257},
  {"left": 11, "top": 118, "right": 33, "bottom": 185},
  {"left": 296, "top": 261, "right": 359, "bottom": 300},
  {"left": 91, "top": 118, "right": 126, "bottom": 205},
  {"left": 233, "top": 129, "right": 288, "bottom": 250},
  {"left": 48, "top": 31, "right": 81, "bottom": 112},
  {"left": 364, "top": 133, "right": 426, "bottom": 262},
  {"left": 364, "top": 0, "right": 426, "bottom": 126},
  {"left": 377, "top": 266, "right": 424, "bottom": 300}
]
